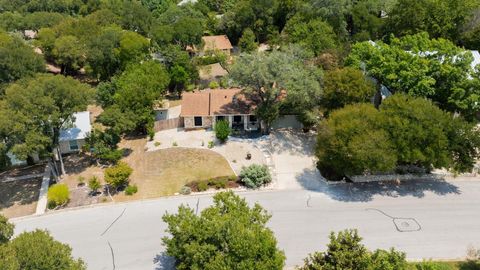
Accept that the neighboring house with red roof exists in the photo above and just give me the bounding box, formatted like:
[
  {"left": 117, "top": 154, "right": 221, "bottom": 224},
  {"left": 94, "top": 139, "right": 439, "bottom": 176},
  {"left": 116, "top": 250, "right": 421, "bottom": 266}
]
[
  {"left": 180, "top": 88, "right": 259, "bottom": 131},
  {"left": 187, "top": 35, "right": 233, "bottom": 56}
]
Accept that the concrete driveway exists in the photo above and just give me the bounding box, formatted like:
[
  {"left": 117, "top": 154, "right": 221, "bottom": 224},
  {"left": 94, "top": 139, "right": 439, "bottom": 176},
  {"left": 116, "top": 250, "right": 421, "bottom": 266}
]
[{"left": 268, "top": 130, "right": 324, "bottom": 190}]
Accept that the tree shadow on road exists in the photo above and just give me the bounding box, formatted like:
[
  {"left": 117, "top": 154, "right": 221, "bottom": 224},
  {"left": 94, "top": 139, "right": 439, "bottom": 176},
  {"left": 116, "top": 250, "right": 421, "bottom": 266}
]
[
  {"left": 153, "top": 252, "right": 175, "bottom": 270},
  {"left": 296, "top": 168, "right": 461, "bottom": 202}
]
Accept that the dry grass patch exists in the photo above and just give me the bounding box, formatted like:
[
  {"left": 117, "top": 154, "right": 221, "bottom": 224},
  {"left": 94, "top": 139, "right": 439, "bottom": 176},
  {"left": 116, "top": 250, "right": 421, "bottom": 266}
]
[{"left": 116, "top": 147, "right": 235, "bottom": 201}]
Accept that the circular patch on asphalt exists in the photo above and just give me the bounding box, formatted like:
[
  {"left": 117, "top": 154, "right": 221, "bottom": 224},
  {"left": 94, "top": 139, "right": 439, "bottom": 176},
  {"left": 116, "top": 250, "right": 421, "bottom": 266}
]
[{"left": 393, "top": 218, "right": 421, "bottom": 232}]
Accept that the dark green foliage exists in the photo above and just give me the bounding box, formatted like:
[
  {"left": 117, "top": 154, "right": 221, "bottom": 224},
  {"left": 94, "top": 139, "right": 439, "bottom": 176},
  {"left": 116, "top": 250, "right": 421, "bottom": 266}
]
[
  {"left": 0, "top": 214, "right": 14, "bottom": 244},
  {"left": 316, "top": 94, "right": 480, "bottom": 178},
  {"left": 299, "top": 229, "right": 408, "bottom": 270},
  {"left": 10, "top": 230, "right": 86, "bottom": 270},
  {"left": 240, "top": 164, "right": 272, "bottom": 188},
  {"left": 162, "top": 191, "right": 285, "bottom": 270},
  {"left": 347, "top": 33, "right": 480, "bottom": 119},
  {"left": 214, "top": 120, "right": 231, "bottom": 142},
  {"left": 316, "top": 104, "right": 396, "bottom": 178},
  {"left": 0, "top": 74, "right": 93, "bottom": 160},
  {"left": 97, "top": 60, "right": 170, "bottom": 135},
  {"left": 238, "top": 28, "right": 257, "bottom": 52},
  {"left": 0, "top": 32, "right": 45, "bottom": 85},
  {"left": 384, "top": 0, "right": 479, "bottom": 42},
  {"left": 321, "top": 67, "right": 376, "bottom": 113},
  {"left": 84, "top": 129, "right": 123, "bottom": 164},
  {"left": 282, "top": 15, "right": 337, "bottom": 56},
  {"left": 230, "top": 48, "right": 322, "bottom": 133}
]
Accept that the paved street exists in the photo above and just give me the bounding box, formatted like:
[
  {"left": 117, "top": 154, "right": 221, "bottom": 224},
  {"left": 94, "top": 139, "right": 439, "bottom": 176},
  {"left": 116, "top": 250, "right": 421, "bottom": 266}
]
[{"left": 13, "top": 179, "right": 480, "bottom": 270}]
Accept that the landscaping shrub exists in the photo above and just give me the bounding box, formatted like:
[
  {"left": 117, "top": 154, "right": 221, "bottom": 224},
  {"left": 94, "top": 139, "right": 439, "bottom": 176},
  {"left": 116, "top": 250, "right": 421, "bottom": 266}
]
[
  {"left": 125, "top": 184, "right": 138, "bottom": 195},
  {"left": 47, "top": 184, "right": 70, "bottom": 209},
  {"left": 209, "top": 177, "right": 228, "bottom": 189},
  {"left": 88, "top": 176, "right": 101, "bottom": 194},
  {"left": 104, "top": 162, "right": 133, "bottom": 189},
  {"left": 77, "top": 176, "right": 85, "bottom": 186},
  {"left": 197, "top": 181, "right": 209, "bottom": 192},
  {"left": 214, "top": 120, "right": 231, "bottom": 142},
  {"left": 412, "top": 261, "right": 454, "bottom": 270},
  {"left": 180, "top": 186, "right": 192, "bottom": 195},
  {"left": 208, "top": 141, "right": 214, "bottom": 148},
  {"left": 240, "top": 164, "right": 272, "bottom": 188},
  {"left": 208, "top": 81, "right": 219, "bottom": 89}
]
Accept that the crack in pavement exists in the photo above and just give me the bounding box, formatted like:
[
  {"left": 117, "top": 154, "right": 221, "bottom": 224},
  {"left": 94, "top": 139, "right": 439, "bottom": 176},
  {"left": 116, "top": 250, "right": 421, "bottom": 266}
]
[
  {"left": 107, "top": 241, "right": 116, "bottom": 270},
  {"left": 366, "top": 208, "right": 422, "bottom": 232},
  {"left": 101, "top": 208, "right": 126, "bottom": 236}
]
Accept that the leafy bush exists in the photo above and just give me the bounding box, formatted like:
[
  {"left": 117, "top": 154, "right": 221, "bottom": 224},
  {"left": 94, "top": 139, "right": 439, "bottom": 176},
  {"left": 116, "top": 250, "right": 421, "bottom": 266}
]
[
  {"left": 209, "top": 177, "right": 228, "bottom": 189},
  {"left": 208, "top": 141, "right": 214, "bottom": 148},
  {"left": 214, "top": 120, "right": 231, "bottom": 142},
  {"left": 197, "top": 181, "right": 209, "bottom": 192},
  {"left": 88, "top": 176, "right": 101, "bottom": 194},
  {"left": 240, "top": 164, "right": 272, "bottom": 188},
  {"left": 0, "top": 214, "right": 14, "bottom": 244},
  {"left": 154, "top": 141, "right": 161, "bottom": 147},
  {"left": 208, "top": 81, "right": 220, "bottom": 89},
  {"left": 179, "top": 186, "right": 191, "bottom": 195},
  {"left": 172, "top": 141, "right": 178, "bottom": 147},
  {"left": 47, "top": 184, "right": 70, "bottom": 209},
  {"left": 125, "top": 184, "right": 138, "bottom": 195},
  {"left": 104, "top": 162, "right": 133, "bottom": 189}
]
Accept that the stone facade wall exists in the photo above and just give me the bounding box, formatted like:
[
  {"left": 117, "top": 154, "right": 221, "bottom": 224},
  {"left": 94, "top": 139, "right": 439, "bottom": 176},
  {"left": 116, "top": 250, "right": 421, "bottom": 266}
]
[
  {"left": 348, "top": 173, "right": 445, "bottom": 183},
  {"left": 184, "top": 116, "right": 213, "bottom": 129}
]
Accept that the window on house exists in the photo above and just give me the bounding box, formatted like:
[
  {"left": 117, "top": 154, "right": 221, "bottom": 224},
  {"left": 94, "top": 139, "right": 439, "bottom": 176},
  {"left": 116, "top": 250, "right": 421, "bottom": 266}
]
[
  {"left": 217, "top": 116, "right": 225, "bottom": 121},
  {"left": 194, "top": 117, "right": 203, "bottom": 126},
  {"left": 69, "top": 140, "right": 79, "bottom": 151},
  {"left": 233, "top": 115, "right": 241, "bottom": 123},
  {"left": 249, "top": 115, "right": 257, "bottom": 123}
]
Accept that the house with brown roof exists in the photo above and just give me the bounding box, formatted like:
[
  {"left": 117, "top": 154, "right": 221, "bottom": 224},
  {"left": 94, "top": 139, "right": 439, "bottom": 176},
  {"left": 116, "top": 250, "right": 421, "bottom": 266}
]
[
  {"left": 187, "top": 35, "right": 233, "bottom": 56},
  {"left": 180, "top": 88, "right": 259, "bottom": 131}
]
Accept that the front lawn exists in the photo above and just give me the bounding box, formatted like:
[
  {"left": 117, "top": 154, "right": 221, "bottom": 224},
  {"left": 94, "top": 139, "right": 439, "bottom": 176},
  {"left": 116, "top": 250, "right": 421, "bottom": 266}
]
[{"left": 118, "top": 147, "right": 235, "bottom": 200}]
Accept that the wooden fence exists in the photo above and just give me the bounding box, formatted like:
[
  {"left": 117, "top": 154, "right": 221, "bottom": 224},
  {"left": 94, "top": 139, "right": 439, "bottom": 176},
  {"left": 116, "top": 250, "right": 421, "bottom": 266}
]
[{"left": 154, "top": 117, "right": 184, "bottom": 132}]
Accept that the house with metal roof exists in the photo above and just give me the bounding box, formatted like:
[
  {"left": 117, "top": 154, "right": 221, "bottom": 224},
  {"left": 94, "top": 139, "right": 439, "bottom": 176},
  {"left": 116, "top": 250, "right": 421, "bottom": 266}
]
[{"left": 58, "top": 111, "right": 92, "bottom": 154}]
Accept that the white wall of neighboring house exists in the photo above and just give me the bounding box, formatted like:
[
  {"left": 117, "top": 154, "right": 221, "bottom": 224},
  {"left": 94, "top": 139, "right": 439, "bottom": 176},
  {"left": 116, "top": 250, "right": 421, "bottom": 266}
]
[{"left": 58, "top": 111, "right": 91, "bottom": 155}]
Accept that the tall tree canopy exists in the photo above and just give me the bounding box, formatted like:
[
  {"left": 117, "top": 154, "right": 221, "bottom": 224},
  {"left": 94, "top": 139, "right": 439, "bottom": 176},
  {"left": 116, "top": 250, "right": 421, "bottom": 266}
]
[
  {"left": 229, "top": 47, "right": 322, "bottom": 132},
  {"left": 162, "top": 191, "right": 285, "bottom": 270},
  {"left": 385, "top": 0, "right": 480, "bottom": 43},
  {"left": 316, "top": 94, "right": 480, "bottom": 178},
  {"left": 346, "top": 33, "right": 480, "bottom": 119},
  {"left": 0, "top": 74, "right": 93, "bottom": 160},
  {"left": 97, "top": 60, "right": 170, "bottom": 135},
  {"left": 0, "top": 32, "right": 45, "bottom": 87}
]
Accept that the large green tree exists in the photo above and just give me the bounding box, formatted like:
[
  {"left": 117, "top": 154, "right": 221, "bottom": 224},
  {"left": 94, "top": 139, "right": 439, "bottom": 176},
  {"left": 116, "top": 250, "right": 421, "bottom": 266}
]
[
  {"left": 0, "top": 74, "right": 93, "bottom": 160},
  {"left": 162, "top": 191, "right": 285, "bottom": 270},
  {"left": 346, "top": 33, "right": 480, "bottom": 119},
  {"left": 321, "top": 67, "right": 375, "bottom": 113},
  {"left": 299, "top": 229, "right": 408, "bottom": 270},
  {"left": 316, "top": 103, "right": 396, "bottom": 178},
  {"left": 384, "top": 0, "right": 479, "bottom": 42},
  {"left": 0, "top": 32, "right": 45, "bottom": 87},
  {"left": 98, "top": 61, "right": 170, "bottom": 134},
  {"left": 229, "top": 47, "right": 322, "bottom": 133},
  {"left": 316, "top": 94, "right": 480, "bottom": 178},
  {"left": 282, "top": 15, "right": 337, "bottom": 56}
]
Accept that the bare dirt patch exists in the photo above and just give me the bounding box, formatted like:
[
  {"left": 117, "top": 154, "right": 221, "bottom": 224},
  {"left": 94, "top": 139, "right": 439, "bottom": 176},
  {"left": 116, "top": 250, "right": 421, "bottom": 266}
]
[{"left": 0, "top": 177, "right": 42, "bottom": 218}]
